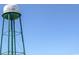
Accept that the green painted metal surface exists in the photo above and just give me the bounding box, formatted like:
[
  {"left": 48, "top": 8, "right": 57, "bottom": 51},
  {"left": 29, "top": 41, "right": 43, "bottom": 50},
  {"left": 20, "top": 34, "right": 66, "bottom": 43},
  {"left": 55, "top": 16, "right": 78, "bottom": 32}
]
[{"left": 2, "top": 12, "right": 21, "bottom": 20}]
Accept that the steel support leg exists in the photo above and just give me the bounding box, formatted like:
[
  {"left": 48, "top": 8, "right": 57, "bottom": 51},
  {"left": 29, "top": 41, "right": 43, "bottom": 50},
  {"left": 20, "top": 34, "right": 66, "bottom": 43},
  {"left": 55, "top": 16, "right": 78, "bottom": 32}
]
[
  {"left": 13, "top": 17, "right": 16, "bottom": 55},
  {"left": 19, "top": 16, "right": 25, "bottom": 55},
  {"left": 0, "top": 18, "right": 5, "bottom": 55},
  {"left": 8, "top": 14, "right": 10, "bottom": 55}
]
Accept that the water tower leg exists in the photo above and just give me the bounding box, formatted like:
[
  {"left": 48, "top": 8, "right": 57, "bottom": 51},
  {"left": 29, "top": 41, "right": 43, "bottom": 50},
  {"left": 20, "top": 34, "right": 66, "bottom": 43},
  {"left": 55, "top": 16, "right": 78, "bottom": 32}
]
[
  {"left": 8, "top": 14, "right": 10, "bottom": 55},
  {"left": 19, "top": 16, "right": 26, "bottom": 55},
  {"left": 13, "top": 19, "right": 16, "bottom": 55},
  {"left": 0, "top": 18, "right": 5, "bottom": 55}
]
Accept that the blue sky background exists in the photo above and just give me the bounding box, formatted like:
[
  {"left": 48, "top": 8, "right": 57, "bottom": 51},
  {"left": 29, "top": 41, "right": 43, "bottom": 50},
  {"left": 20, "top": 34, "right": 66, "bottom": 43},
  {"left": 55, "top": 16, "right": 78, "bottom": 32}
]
[{"left": 0, "top": 4, "right": 79, "bottom": 55}]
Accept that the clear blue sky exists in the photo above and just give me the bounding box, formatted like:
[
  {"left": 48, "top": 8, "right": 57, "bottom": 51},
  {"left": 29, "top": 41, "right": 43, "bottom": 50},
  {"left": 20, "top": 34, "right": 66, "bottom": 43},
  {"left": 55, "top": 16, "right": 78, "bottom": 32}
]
[{"left": 0, "top": 4, "right": 79, "bottom": 55}]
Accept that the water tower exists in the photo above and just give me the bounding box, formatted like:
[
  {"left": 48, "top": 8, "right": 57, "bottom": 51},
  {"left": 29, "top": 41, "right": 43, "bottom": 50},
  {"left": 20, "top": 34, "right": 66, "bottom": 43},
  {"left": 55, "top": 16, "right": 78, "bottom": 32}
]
[{"left": 0, "top": 4, "right": 25, "bottom": 55}]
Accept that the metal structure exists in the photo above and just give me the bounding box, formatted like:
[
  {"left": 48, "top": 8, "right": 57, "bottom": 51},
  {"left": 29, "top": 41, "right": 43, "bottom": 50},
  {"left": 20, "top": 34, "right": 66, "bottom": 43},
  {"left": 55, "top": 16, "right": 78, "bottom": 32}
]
[{"left": 0, "top": 4, "right": 25, "bottom": 55}]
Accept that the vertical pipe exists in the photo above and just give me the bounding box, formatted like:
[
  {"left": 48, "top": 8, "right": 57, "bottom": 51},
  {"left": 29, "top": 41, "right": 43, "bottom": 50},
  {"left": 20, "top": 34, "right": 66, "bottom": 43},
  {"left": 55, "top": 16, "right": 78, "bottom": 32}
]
[
  {"left": 0, "top": 17, "right": 5, "bottom": 55},
  {"left": 19, "top": 16, "right": 25, "bottom": 55},
  {"left": 11, "top": 13, "right": 13, "bottom": 55},
  {"left": 8, "top": 14, "right": 10, "bottom": 55}
]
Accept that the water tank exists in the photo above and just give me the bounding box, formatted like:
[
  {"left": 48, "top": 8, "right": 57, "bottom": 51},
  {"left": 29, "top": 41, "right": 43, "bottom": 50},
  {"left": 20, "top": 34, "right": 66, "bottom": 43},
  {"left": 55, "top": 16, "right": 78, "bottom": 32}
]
[
  {"left": 3, "top": 4, "right": 19, "bottom": 13},
  {"left": 2, "top": 4, "right": 21, "bottom": 20}
]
